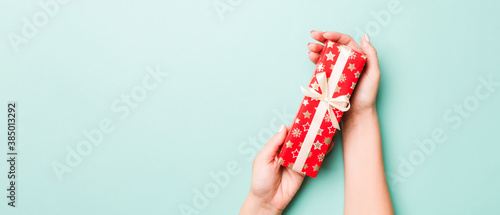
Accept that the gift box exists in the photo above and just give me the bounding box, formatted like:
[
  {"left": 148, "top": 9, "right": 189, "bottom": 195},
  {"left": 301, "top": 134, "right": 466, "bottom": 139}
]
[{"left": 277, "top": 40, "right": 367, "bottom": 178}]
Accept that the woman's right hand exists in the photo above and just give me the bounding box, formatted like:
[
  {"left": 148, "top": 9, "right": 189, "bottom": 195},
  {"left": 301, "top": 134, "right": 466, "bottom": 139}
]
[{"left": 307, "top": 31, "right": 380, "bottom": 120}]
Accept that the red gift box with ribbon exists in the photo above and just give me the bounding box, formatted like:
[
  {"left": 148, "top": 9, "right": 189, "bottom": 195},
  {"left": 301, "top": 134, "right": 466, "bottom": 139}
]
[{"left": 277, "top": 40, "right": 367, "bottom": 177}]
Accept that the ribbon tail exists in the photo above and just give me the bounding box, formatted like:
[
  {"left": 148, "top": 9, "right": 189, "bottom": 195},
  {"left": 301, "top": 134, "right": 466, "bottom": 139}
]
[
  {"left": 328, "top": 107, "right": 341, "bottom": 130},
  {"left": 301, "top": 86, "right": 323, "bottom": 100},
  {"left": 300, "top": 86, "right": 309, "bottom": 95}
]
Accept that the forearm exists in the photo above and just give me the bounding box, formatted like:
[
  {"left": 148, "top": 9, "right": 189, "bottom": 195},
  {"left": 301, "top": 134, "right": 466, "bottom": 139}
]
[
  {"left": 342, "top": 107, "right": 394, "bottom": 215},
  {"left": 240, "top": 193, "right": 282, "bottom": 215}
]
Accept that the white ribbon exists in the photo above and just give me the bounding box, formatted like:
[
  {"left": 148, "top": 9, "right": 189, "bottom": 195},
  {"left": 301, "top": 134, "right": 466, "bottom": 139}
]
[{"left": 292, "top": 45, "right": 352, "bottom": 173}]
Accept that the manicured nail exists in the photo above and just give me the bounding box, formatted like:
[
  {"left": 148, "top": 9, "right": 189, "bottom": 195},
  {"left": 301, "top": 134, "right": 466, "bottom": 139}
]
[
  {"left": 364, "top": 33, "right": 370, "bottom": 42},
  {"left": 279, "top": 124, "right": 285, "bottom": 132}
]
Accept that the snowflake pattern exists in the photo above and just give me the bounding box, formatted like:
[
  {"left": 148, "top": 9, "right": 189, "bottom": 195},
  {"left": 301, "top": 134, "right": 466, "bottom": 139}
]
[
  {"left": 318, "top": 153, "right": 325, "bottom": 162},
  {"left": 292, "top": 128, "right": 301, "bottom": 137},
  {"left": 349, "top": 50, "right": 357, "bottom": 59},
  {"left": 339, "top": 73, "right": 346, "bottom": 82},
  {"left": 324, "top": 113, "right": 332, "bottom": 122}
]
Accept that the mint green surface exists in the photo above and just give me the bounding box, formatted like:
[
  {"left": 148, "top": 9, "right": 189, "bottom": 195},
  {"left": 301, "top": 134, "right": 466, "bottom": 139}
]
[{"left": 1, "top": 0, "right": 499, "bottom": 214}]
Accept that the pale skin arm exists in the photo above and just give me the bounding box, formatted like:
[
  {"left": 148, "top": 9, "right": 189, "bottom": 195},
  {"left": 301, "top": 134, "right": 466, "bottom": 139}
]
[
  {"left": 240, "top": 124, "right": 304, "bottom": 215},
  {"left": 308, "top": 31, "right": 394, "bottom": 215}
]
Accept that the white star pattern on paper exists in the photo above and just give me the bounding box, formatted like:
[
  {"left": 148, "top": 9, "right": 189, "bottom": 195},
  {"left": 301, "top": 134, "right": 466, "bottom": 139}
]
[
  {"left": 327, "top": 41, "right": 334, "bottom": 48},
  {"left": 335, "top": 85, "right": 341, "bottom": 93},
  {"left": 317, "top": 63, "right": 324, "bottom": 72},
  {"left": 310, "top": 82, "right": 320, "bottom": 91},
  {"left": 313, "top": 141, "right": 322, "bottom": 150},
  {"left": 295, "top": 118, "right": 300, "bottom": 124},
  {"left": 361, "top": 54, "right": 367, "bottom": 59},
  {"left": 292, "top": 149, "right": 300, "bottom": 158},
  {"left": 326, "top": 51, "right": 335, "bottom": 61},
  {"left": 317, "top": 128, "right": 323, "bottom": 135},
  {"left": 348, "top": 63, "right": 356, "bottom": 71},
  {"left": 303, "top": 111, "right": 311, "bottom": 118},
  {"left": 303, "top": 99, "right": 309, "bottom": 106},
  {"left": 354, "top": 71, "right": 360, "bottom": 78},
  {"left": 328, "top": 125, "right": 335, "bottom": 134},
  {"left": 302, "top": 122, "right": 310, "bottom": 132},
  {"left": 351, "top": 82, "right": 356, "bottom": 89}
]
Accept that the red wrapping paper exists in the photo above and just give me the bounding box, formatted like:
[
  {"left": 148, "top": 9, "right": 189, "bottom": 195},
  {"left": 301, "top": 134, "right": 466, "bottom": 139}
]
[{"left": 277, "top": 40, "right": 367, "bottom": 178}]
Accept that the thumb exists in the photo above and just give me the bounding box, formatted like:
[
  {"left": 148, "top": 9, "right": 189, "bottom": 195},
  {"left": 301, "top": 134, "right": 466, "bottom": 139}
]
[
  {"left": 256, "top": 124, "right": 288, "bottom": 163},
  {"left": 360, "top": 34, "right": 379, "bottom": 73}
]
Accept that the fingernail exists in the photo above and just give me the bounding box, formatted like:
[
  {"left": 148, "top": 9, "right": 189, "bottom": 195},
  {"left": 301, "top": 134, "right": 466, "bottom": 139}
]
[
  {"left": 279, "top": 124, "right": 285, "bottom": 132},
  {"left": 364, "top": 33, "right": 370, "bottom": 42}
]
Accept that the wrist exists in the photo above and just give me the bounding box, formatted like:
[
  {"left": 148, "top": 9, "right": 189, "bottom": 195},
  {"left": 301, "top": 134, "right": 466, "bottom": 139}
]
[
  {"left": 342, "top": 106, "right": 377, "bottom": 125},
  {"left": 240, "top": 193, "right": 282, "bottom": 215}
]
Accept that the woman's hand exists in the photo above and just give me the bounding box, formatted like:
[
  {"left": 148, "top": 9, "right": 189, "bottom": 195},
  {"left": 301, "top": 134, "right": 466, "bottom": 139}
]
[
  {"left": 307, "top": 30, "right": 380, "bottom": 120},
  {"left": 240, "top": 125, "right": 305, "bottom": 215},
  {"left": 308, "top": 31, "right": 394, "bottom": 214}
]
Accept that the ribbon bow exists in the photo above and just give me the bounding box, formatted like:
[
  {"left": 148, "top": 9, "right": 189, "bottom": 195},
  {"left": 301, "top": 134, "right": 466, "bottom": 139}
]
[{"left": 301, "top": 72, "right": 350, "bottom": 130}]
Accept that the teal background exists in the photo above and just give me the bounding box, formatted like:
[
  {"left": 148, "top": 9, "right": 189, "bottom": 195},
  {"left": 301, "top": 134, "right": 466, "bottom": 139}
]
[{"left": 1, "top": 0, "right": 500, "bottom": 214}]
